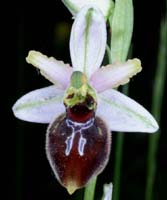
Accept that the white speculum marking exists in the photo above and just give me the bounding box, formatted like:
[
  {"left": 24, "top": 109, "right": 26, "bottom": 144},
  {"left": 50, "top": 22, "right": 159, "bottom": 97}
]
[
  {"left": 65, "top": 131, "right": 75, "bottom": 156},
  {"left": 78, "top": 134, "right": 86, "bottom": 156},
  {"left": 65, "top": 118, "right": 94, "bottom": 156}
]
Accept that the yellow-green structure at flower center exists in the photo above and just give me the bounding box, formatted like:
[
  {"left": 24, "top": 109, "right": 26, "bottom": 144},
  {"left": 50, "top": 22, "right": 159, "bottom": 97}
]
[{"left": 64, "top": 71, "right": 97, "bottom": 111}]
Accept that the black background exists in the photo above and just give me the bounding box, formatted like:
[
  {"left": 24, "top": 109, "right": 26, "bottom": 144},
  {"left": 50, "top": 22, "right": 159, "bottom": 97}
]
[{"left": 3, "top": 0, "right": 167, "bottom": 200}]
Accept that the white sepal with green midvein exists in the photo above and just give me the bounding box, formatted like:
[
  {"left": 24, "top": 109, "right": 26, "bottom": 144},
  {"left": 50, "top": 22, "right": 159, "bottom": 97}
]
[
  {"left": 70, "top": 5, "right": 106, "bottom": 78},
  {"left": 12, "top": 85, "right": 65, "bottom": 123},
  {"left": 97, "top": 89, "right": 159, "bottom": 133}
]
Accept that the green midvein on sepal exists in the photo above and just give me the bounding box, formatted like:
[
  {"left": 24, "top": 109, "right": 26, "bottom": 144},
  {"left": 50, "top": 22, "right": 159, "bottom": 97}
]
[{"left": 84, "top": 8, "right": 93, "bottom": 73}]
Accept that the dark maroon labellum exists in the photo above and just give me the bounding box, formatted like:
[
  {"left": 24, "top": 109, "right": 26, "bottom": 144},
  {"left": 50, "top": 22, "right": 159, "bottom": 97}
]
[
  {"left": 66, "top": 104, "right": 95, "bottom": 123},
  {"left": 46, "top": 113, "right": 111, "bottom": 194}
]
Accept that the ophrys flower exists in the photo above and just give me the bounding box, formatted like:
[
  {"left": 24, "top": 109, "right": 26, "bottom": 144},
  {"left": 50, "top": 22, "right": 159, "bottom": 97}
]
[{"left": 12, "top": 6, "right": 158, "bottom": 194}]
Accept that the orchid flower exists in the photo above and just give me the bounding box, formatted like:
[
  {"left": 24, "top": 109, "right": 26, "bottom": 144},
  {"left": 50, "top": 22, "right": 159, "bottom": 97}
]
[{"left": 12, "top": 6, "right": 158, "bottom": 195}]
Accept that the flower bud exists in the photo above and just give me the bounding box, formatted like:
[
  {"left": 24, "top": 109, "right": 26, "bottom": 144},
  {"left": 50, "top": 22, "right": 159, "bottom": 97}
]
[{"left": 62, "top": 0, "right": 114, "bottom": 20}]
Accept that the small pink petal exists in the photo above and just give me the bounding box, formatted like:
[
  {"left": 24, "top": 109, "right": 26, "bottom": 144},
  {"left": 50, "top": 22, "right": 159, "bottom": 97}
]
[
  {"left": 90, "top": 59, "right": 142, "bottom": 92},
  {"left": 26, "top": 51, "right": 73, "bottom": 88}
]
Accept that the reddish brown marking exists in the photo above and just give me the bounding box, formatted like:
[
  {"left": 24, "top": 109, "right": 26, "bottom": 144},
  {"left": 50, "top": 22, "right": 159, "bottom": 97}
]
[{"left": 46, "top": 115, "right": 111, "bottom": 190}]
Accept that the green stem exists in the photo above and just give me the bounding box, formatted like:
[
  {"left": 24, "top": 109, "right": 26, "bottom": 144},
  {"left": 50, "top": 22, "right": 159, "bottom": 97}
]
[
  {"left": 106, "top": 44, "right": 112, "bottom": 64},
  {"left": 112, "top": 133, "right": 124, "bottom": 200},
  {"left": 110, "top": 1, "right": 133, "bottom": 198},
  {"left": 145, "top": 9, "right": 167, "bottom": 200},
  {"left": 112, "top": 84, "right": 129, "bottom": 200},
  {"left": 84, "top": 176, "right": 97, "bottom": 200}
]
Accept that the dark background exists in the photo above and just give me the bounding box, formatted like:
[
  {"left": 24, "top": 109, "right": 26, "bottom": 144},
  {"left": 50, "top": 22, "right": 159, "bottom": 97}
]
[{"left": 4, "top": 1, "right": 167, "bottom": 200}]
